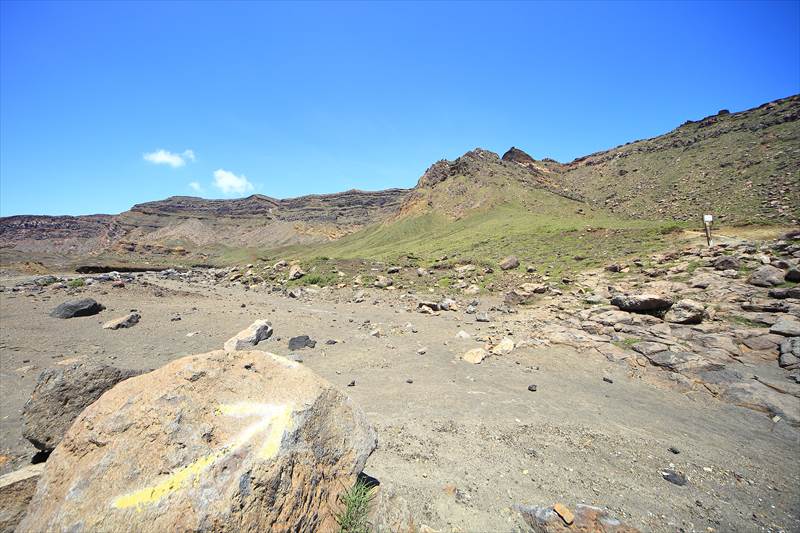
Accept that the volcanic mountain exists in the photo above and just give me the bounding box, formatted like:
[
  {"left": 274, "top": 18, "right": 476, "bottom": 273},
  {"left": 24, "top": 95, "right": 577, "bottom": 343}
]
[{"left": 1, "top": 94, "right": 797, "bottom": 270}]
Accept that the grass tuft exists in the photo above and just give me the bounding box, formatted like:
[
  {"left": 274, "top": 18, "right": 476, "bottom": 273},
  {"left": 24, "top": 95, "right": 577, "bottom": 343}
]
[
  {"left": 67, "top": 278, "right": 85, "bottom": 288},
  {"left": 336, "top": 478, "right": 375, "bottom": 533}
]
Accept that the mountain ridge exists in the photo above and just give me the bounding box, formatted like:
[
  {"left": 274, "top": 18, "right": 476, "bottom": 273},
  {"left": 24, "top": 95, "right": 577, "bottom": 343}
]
[{"left": 2, "top": 93, "right": 798, "bottom": 269}]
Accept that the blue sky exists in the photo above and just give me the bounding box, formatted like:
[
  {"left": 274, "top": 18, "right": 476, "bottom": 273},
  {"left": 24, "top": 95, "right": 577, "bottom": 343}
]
[{"left": 1, "top": 1, "right": 798, "bottom": 216}]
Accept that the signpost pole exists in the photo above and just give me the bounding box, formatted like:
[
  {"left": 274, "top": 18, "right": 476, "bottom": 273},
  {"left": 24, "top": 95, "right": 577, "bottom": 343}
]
[{"left": 703, "top": 214, "right": 713, "bottom": 246}]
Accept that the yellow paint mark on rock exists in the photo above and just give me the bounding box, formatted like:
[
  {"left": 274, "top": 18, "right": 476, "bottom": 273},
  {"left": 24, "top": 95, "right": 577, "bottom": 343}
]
[{"left": 112, "top": 402, "right": 293, "bottom": 510}]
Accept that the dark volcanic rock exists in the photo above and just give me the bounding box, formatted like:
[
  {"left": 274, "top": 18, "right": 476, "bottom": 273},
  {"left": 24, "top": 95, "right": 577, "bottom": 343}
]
[
  {"left": 21, "top": 362, "right": 142, "bottom": 452},
  {"left": 49, "top": 298, "right": 105, "bottom": 319},
  {"left": 288, "top": 335, "right": 317, "bottom": 350}
]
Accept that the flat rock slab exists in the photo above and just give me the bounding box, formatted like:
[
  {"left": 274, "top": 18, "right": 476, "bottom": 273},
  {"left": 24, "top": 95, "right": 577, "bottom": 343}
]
[
  {"left": 49, "top": 298, "right": 104, "bottom": 319},
  {"left": 22, "top": 362, "right": 142, "bottom": 452},
  {"left": 18, "top": 350, "right": 376, "bottom": 533},
  {"left": 611, "top": 293, "right": 673, "bottom": 314},
  {"left": 771, "top": 317, "right": 800, "bottom": 337}
]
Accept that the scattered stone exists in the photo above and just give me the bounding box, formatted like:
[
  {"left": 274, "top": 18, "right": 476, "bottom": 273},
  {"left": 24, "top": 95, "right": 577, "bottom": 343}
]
[
  {"left": 325, "top": 339, "right": 338, "bottom": 345},
  {"left": 456, "top": 330, "right": 471, "bottom": 340},
  {"left": 406, "top": 379, "right": 413, "bottom": 384},
  {"left": 748, "top": 265, "right": 785, "bottom": 287},
  {"left": 499, "top": 255, "right": 520, "bottom": 270},
  {"left": 374, "top": 276, "right": 393, "bottom": 289},
  {"left": 102, "top": 313, "right": 140, "bottom": 330},
  {"left": 49, "top": 298, "right": 105, "bottom": 319},
  {"left": 505, "top": 283, "right": 548, "bottom": 305},
  {"left": 491, "top": 337, "right": 515, "bottom": 355},
  {"left": 417, "top": 347, "right": 427, "bottom": 355},
  {"left": 347, "top": 380, "right": 356, "bottom": 387},
  {"left": 288, "top": 335, "right": 316, "bottom": 350},
  {"left": 668, "top": 446, "right": 680, "bottom": 454},
  {"left": 18, "top": 350, "right": 377, "bottom": 533},
  {"left": 611, "top": 293, "right": 673, "bottom": 314},
  {"left": 605, "top": 263, "right": 623, "bottom": 272},
  {"left": 0, "top": 464, "right": 45, "bottom": 533},
  {"left": 224, "top": 319, "right": 273, "bottom": 352},
  {"left": 21, "top": 362, "right": 142, "bottom": 452},
  {"left": 462, "top": 348, "right": 488, "bottom": 364},
  {"left": 603, "top": 376, "right": 614, "bottom": 384},
  {"left": 661, "top": 469, "right": 687, "bottom": 486},
  {"left": 663, "top": 299, "right": 704, "bottom": 324},
  {"left": 476, "top": 313, "right": 490, "bottom": 323},
  {"left": 527, "top": 384, "right": 538, "bottom": 392},
  {"left": 387, "top": 266, "right": 401, "bottom": 274},
  {"left": 785, "top": 266, "right": 800, "bottom": 282}
]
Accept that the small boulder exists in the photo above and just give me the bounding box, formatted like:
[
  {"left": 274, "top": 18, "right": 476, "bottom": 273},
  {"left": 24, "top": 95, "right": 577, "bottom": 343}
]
[
  {"left": 374, "top": 276, "right": 393, "bottom": 289},
  {"left": 21, "top": 362, "right": 142, "bottom": 452},
  {"left": 462, "top": 348, "right": 488, "bottom": 364},
  {"left": 288, "top": 264, "right": 305, "bottom": 280},
  {"left": 785, "top": 267, "right": 800, "bottom": 282},
  {"left": 610, "top": 293, "right": 673, "bottom": 314},
  {"left": 664, "top": 299, "right": 704, "bottom": 324},
  {"left": 49, "top": 298, "right": 104, "bottom": 319},
  {"left": 769, "top": 287, "right": 800, "bottom": 299},
  {"left": 499, "top": 255, "right": 520, "bottom": 270},
  {"left": 748, "top": 265, "right": 785, "bottom": 287},
  {"left": 490, "top": 337, "right": 515, "bottom": 355},
  {"left": 288, "top": 335, "right": 316, "bottom": 350},
  {"left": 224, "top": 319, "right": 273, "bottom": 352},
  {"left": 505, "top": 283, "right": 548, "bottom": 305},
  {"left": 102, "top": 313, "right": 140, "bottom": 330},
  {"left": 713, "top": 255, "right": 740, "bottom": 271},
  {"left": 17, "top": 350, "right": 377, "bottom": 533}
]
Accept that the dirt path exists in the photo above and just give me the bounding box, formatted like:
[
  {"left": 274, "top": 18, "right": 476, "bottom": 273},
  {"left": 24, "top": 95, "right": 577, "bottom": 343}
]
[{"left": 1, "top": 275, "right": 798, "bottom": 532}]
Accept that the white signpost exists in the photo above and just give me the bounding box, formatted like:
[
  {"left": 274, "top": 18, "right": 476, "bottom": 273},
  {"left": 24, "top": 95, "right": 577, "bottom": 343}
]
[{"left": 703, "top": 214, "right": 713, "bottom": 246}]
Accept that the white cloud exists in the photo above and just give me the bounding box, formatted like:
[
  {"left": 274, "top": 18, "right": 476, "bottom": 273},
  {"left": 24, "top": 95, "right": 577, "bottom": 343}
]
[
  {"left": 143, "top": 149, "right": 196, "bottom": 168},
  {"left": 188, "top": 181, "right": 204, "bottom": 193},
  {"left": 213, "top": 169, "right": 254, "bottom": 195}
]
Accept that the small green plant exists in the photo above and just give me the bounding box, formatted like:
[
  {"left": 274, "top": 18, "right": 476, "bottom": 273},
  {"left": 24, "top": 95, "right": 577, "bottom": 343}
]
[
  {"left": 67, "top": 278, "right": 85, "bottom": 288},
  {"left": 612, "top": 337, "right": 641, "bottom": 350},
  {"left": 335, "top": 478, "right": 375, "bottom": 533}
]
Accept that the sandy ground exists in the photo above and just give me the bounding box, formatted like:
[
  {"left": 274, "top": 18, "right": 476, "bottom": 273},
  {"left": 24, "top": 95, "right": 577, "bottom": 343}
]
[{"left": 1, "top": 275, "right": 798, "bottom": 532}]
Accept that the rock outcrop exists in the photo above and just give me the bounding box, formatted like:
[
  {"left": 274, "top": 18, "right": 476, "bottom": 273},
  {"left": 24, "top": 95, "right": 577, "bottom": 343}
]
[{"left": 19, "top": 350, "right": 376, "bottom": 533}]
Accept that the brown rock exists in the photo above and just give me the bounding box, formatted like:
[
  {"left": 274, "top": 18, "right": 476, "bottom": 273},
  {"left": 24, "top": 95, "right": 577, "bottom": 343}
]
[
  {"left": 18, "top": 350, "right": 376, "bottom": 533},
  {"left": 553, "top": 503, "right": 574, "bottom": 525},
  {"left": 499, "top": 255, "right": 520, "bottom": 270}
]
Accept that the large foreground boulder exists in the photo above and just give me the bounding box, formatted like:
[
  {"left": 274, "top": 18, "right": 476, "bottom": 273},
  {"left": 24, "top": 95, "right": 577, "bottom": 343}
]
[
  {"left": 610, "top": 293, "right": 673, "bottom": 314},
  {"left": 18, "top": 350, "right": 377, "bottom": 533},
  {"left": 21, "top": 362, "right": 142, "bottom": 452},
  {"left": 49, "top": 298, "right": 104, "bottom": 319}
]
